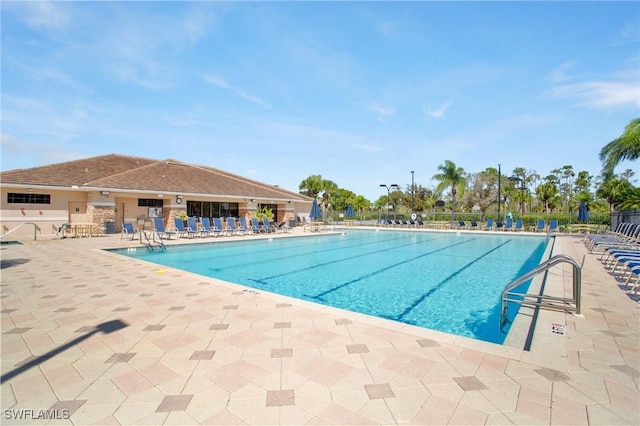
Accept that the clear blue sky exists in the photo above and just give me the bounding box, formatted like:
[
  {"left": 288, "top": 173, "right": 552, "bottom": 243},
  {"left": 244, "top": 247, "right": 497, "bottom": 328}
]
[{"left": 2, "top": 1, "right": 639, "bottom": 201}]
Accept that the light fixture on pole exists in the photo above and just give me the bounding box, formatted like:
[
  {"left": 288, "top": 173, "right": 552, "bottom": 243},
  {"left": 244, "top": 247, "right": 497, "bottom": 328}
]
[
  {"left": 379, "top": 184, "right": 399, "bottom": 221},
  {"left": 497, "top": 164, "right": 501, "bottom": 222},
  {"left": 411, "top": 171, "right": 415, "bottom": 213}
]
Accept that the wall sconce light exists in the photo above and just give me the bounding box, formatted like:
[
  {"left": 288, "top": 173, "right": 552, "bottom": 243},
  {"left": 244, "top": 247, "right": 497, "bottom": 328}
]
[
  {"left": 101, "top": 191, "right": 110, "bottom": 197},
  {"left": 249, "top": 199, "right": 255, "bottom": 203},
  {"left": 157, "top": 194, "right": 164, "bottom": 198},
  {"left": 176, "top": 195, "right": 183, "bottom": 204}
]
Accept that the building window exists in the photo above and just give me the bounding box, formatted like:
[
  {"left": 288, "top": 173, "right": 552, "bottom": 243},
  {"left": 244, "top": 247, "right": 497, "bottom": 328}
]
[
  {"left": 7, "top": 193, "right": 51, "bottom": 204},
  {"left": 138, "top": 198, "right": 164, "bottom": 207},
  {"left": 187, "top": 201, "right": 239, "bottom": 218}
]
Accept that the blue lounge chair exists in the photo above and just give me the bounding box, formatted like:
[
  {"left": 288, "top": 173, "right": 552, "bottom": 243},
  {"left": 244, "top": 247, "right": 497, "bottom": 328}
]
[
  {"left": 495, "top": 221, "right": 504, "bottom": 231},
  {"left": 201, "top": 217, "right": 221, "bottom": 237},
  {"left": 121, "top": 222, "right": 138, "bottom": 240},
  {"left": 238, "top": 218, "right": 254, "bottom": 235},
  {"left": 469, "top": 221, "right": 478, "bottom": 230},
  {"left": 226, "top": 217, "right": 242, "bottom": 235},
  {"left": 504, "top": 219, "right": 513, "bottom": 231},
  {"left": 251, "top": 218, "right": 264, "bottom": 233},
  {"left": 188, "top": 217, "right": 208, "bottom": 237},
  {"left": 262, "top": 217, "right": 275, "bottom": 233},
  {"left": 548, "top": 219, "right": 559, "bottom": 233},
  {"left": 175, "top": 218, "right": 198, "bottom": 238},
  {"left": 533, "top": 219, "right": 546, "bottom": 232},
  {"left": 514, "top": 219, "right": 523, "bottom": 232},
  {"left": 483, "top": 218, "right": 494, "bottom": 231},
  {"left": 213, "top": 218, "right": 229, "bottom": 236},
  {"left": 153, "top": 217, "right": 176, "bottom": 240}
]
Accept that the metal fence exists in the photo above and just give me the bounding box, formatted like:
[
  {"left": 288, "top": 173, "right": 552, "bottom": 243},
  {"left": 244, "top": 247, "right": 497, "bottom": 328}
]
[{"left": 611, "top": 210, "right": 640, "bottom": 229}]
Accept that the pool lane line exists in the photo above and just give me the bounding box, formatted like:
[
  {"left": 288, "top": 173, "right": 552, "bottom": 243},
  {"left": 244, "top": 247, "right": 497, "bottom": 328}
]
[
  {"left": 220, "top": 231, "right": 456, "bottom": 274},
  {"left": 303, "top": 237, "right": 480, "bottom": 301},
  {"left": 391, "top": 239, "right": 514, "bottom": 323},
  {"left": 195, "top": 233, "right": 421, "bottom": 272},
  {"left": 248, "top": 234, "right": 459, "bottom": 283}
]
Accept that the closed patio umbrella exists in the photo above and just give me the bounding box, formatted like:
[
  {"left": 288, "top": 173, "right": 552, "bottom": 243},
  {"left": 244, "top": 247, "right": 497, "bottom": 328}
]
[
  {"left": 310, "top": 199, "right": 321, "bottom": 220},
  {"left": 578, "top": 201, "right": 589, "bottom": 222},
  {"left": 345, "top": 205, "right": 355, "bottom": 218}
]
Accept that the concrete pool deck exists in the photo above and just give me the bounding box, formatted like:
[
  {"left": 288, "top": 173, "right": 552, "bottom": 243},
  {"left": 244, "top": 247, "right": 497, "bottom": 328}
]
[{"left": 1, "top": 228, "right": 638, "bottom": 425}]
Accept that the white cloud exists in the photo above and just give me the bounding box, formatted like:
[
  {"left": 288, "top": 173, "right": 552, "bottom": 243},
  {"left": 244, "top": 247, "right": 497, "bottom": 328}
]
[
  {"left": 423, "top": 102, "right": 451, "bottom": 120},
  {"left": 18, "top": 1, "right": 71, "bottom": 31},
  {"left": 546, "top": 80, "right": 640, "bottom": 109},
  {"left": 547, "top": 62, "right": 575, "bottom": 83},
  {"left": 352, "top": 143, "right": 380, "bottom": 153},
  {"left": 371, "top": 103, "right": 395, "bottom": 122},
  {"left": 204, "top": 75, "right": 271, "bottom": 109}
]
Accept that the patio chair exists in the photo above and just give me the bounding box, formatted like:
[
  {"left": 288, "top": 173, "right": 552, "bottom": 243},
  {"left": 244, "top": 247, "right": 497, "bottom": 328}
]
[
  {"left": 201, "top": 217, "right": 221, "bottom": 237},
  {"left": 533, "top": 219, "right": 546, "bottom": 232},
  {"left": 226, "top": 217, "right": 242, "bottom": 236},
  {"left": 482, "top": 218, "right": 494, "bottom": 231},
  {"left": 153, "top": 217, "right": 176, "bottom": 240},
  {"left": 504, "top": 218, "right": 513, "bottom": 231},
  {"left": 213, "top": 218, "right": 229, "bottom": 236},
  {"left": 548, "top": 219, "right": 559, "bottom": 233},
  {"left": 514, "top": 219, "right": 524, "bottom": 232},
  {"left": 175, "top": 218, "right": 198, "bottom": 238},
  {"left": 238, "top": 218, "right": 254, "bottom": 235},
  {"left": 188, "top": 217, "right": 208, "bottom": 237},
  {"left": 121, "top": 222, "right": 139, "bottom": 240},
  {"left": 275, "top": 221, "right": 290, "bottom": 233},
  {"left": 251, "top": 218, "right": 265, "bottom": 233},
  {"left": 469, "top": 221, "right": 478, "bottom": 230},
  {"left": 262, "top": 217, "right": 276, "bottom": 233}
]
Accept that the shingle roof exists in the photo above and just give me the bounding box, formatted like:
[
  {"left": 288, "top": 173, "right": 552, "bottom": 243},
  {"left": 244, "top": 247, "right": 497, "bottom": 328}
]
[{"left": 1, "top": 154, "right": 310, "bottom": 201}]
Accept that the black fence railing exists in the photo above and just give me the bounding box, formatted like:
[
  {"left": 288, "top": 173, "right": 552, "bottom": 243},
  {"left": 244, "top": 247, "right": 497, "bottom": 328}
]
[{"left": 611, "top": 210, "right": 640, "bottom": 229}]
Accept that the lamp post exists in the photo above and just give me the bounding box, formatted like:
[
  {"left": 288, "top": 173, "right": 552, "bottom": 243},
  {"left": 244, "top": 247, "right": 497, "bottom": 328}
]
[
  {"left": 497, "top": 164, "right": 501, "bottom": 222},
  {"left": 380, "top": 184, "right": 399, "bottom": 222},
  {"left": 411, "top": 171, "right": 415, "bottom": 213}
]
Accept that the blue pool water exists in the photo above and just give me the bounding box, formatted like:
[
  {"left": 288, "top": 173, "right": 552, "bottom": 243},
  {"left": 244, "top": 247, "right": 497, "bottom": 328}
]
[{"left": 113, "top": 229, "right": 548, "bottom": 344}]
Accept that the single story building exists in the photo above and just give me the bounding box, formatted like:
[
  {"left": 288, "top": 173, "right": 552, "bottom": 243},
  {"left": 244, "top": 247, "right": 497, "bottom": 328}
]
[{"left": 0, "top": 154, "right": 313, "bottom": 238}]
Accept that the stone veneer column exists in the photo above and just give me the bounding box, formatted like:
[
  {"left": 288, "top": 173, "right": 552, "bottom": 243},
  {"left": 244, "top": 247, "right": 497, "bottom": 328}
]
[
  {"left": 87, "top": 203, "right": 115, "bottom": 227},
  {"left": 164, "top": 206, "right": 187, "bottom": 231}
]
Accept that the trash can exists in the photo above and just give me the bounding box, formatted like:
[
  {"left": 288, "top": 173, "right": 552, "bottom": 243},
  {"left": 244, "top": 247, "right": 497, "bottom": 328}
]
[
  {"left": 288, "top": 219, "right": 296, "bottom": 228},
  {"left": 104, "top": 221, "right": 116, "bottom": 234}
]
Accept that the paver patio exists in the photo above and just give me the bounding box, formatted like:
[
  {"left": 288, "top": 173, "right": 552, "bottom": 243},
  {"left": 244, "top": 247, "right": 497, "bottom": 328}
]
[{"left": 1, "top": 228, "right": 638, "bottom": 425}]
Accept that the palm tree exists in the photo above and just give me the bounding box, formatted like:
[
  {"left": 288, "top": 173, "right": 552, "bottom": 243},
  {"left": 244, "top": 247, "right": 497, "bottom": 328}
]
[
  {"left": 298, "top": 175, "right": 324, "bottom": 199},
  {"left": 433, "top": 160, "right": 467, "bottom": 215},
  {"left": 536, "top": 182, "right": 558, "bottom": 214},
  {"left": 600, "top": 118, "right": 640, "bottom": 177}
]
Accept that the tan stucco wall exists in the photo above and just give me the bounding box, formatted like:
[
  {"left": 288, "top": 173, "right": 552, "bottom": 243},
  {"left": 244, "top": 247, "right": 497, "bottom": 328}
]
[{"left": 1, "top": 185, "right": 313, "bottom": 239}]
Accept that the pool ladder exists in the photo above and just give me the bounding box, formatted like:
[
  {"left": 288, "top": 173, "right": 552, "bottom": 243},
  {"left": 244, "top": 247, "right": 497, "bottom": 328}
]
[
  {"left": 141, "top": 230, "right": 166, "bottom": 251},
  {"left": 500, "top": 254, "right": 581, "bottom": 331},
  {"left": 1, "top": 223, "right": 40, "bottom": 241}
]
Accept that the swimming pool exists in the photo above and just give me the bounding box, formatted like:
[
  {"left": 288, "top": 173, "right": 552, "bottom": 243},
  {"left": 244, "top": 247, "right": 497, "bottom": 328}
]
[{"left": 114, "top": 229, "right": 549, "bottom": 344}]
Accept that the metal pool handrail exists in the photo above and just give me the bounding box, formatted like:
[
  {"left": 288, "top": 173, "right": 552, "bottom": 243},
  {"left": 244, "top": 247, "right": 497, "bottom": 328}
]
[
  {"left": 1, "top": 223, "right": 39, "bottom": 241},
  {"left": 500, "top": 254, "right": 581, "bottom": 331}
]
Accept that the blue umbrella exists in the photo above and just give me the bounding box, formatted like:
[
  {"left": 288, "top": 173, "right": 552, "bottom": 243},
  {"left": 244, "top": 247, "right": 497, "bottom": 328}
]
[
  {"left": 578, "top": 201, "right": 589, "bottom": 222},
  {"left": 345, "top": 205, "right": 355, "bottom": 218},
  {"left": 309, "top": 199, "right": 321, "bottom": 220}
]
